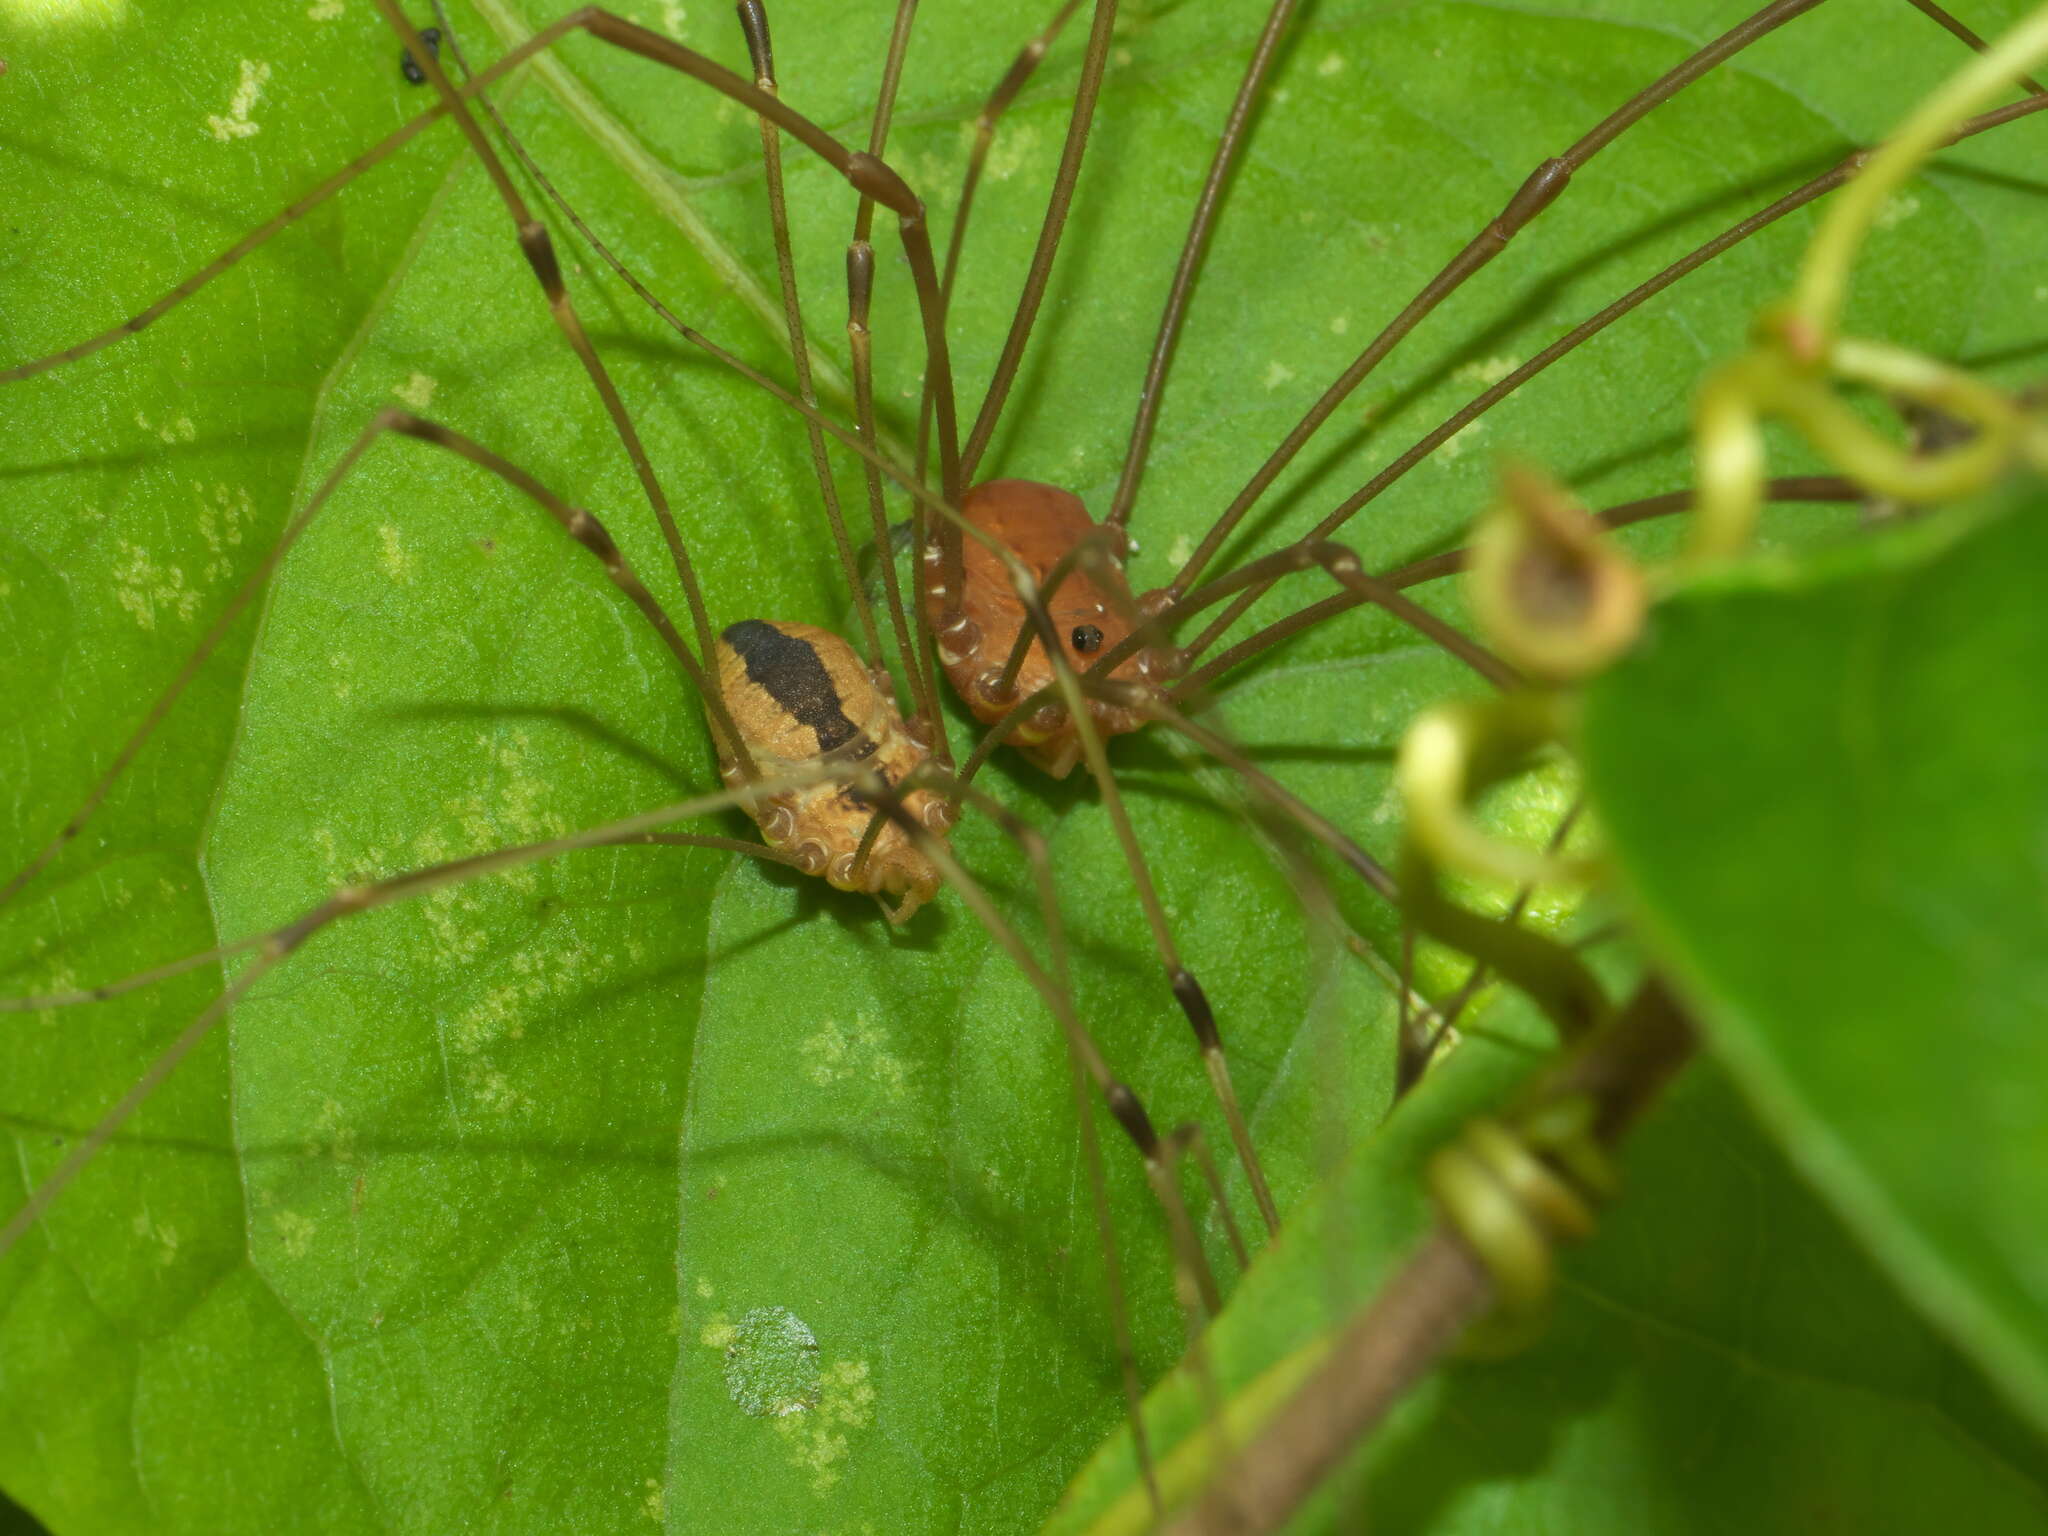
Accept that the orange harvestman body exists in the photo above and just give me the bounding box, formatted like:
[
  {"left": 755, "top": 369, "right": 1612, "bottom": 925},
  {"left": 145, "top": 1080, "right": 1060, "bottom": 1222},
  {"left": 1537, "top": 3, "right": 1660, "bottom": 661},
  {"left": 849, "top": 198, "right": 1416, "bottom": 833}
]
[{"left": 923, "top": 480, "right": 1167, "bottom": 777}]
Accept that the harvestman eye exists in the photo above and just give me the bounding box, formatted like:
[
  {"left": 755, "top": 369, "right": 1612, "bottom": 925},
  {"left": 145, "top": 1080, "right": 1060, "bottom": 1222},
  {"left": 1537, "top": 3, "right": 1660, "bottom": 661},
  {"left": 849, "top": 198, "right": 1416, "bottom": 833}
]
[{"left": 1071, "top": 623, "right": 1104, "bottom": 653}]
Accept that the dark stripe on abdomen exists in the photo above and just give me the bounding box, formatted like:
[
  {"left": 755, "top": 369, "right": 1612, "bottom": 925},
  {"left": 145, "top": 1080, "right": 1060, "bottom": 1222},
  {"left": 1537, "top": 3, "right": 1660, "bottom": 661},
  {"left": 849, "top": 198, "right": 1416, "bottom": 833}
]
[{"left": 723, "top": 619, "right": 864, "bottom": 755}]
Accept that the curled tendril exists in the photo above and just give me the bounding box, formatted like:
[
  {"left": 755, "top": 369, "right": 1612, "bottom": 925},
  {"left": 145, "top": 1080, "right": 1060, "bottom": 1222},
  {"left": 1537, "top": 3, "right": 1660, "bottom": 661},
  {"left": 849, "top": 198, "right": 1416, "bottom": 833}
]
[
  {"left": 1468, "top": 461, "right": 1647, "bottom": 683},
  {"left": 1426, "top": 1096, "right": 1619, "bottom": 1356},
  {"left": 1692, "top": 7, "right": 2048, "bottom": 563},
  {"left": 1397, "top": 691, "right": 1590, "bottom": 890}
]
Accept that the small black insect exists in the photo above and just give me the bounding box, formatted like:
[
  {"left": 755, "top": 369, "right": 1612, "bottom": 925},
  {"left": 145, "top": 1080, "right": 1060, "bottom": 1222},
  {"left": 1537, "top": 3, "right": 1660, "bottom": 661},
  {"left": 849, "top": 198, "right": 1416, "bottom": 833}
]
[
  {"left": 1070, "top": 624, "right": 1105, "bottom": 654},
  {"left": 399, "top": 26, "right": 443, "bottom": 86}
]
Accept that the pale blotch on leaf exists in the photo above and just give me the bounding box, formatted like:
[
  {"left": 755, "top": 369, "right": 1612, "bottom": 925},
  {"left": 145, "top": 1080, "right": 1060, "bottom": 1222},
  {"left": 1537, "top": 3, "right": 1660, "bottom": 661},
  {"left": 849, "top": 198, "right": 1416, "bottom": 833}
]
[
  {"left": 1317, "top": 50, "right": 1346, "bottom": 76},
  {"left": 112, "top": 541, "right": 201, "bottom": 630},
  {"left": 723, "top": 1306, "right": 823, "bottom": 1419},
  {"left": 1453, "top": 354, "right": 1522, "bottom": 389},
  {"left": 307, "top": 1095, "right": 357, "bottom": 1163},
  {"left": 132, "top": 1212, "right": 180, "bottom": 1265},
  {"left": 1434, "top": 418, "right": 1487, "bottom": 463},
  {"left": 133, "top": 410, "right": 194, "bottom": 444},
  {"left": 306, "top": 0, "right": 344, "bottom": 17},
  {"left": 1262, "top": 360, "right": 1296, "bottom": 391},
  {"left": 1875, "top": 191, "right": 1921, "bottom": 231},
  {"left": 772, "top": 1358, "right": 876, "bottom": 1495},
  {"left": 800, "top": 1014, "right": 911, "bottom": 1098},
  {"left": 273, "top": 1209, "right": 317, "bottom": 1259},
  {"left": 196, "top": 482, "right": 251, "bottom": 585},
  {"left": 641, "top": 1478, "right": 665, "bottom": 1522},
  {"left": 392, "top": 372, "right": 438, "bottom": 411},
  {"left": 377, "top": 524, "right": 413, "bottom": 584},
  {"left": 984, "top": 121, "right": 1040, "bottom": 184},
  {"left": 205, "top": 58, "right": 271, "bottom": 142}
]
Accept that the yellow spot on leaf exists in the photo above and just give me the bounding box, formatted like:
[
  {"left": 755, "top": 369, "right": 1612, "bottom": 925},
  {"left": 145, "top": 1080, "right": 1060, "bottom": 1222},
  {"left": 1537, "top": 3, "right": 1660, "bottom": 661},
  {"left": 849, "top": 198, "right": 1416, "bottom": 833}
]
[
  {"left": 274, "top": 1209, "right": 317, "bottom": 1259},
  {"left": 1875, "top": 191, "right": 1920, "bottom": 231},
  {"left": 1434, "top": 419, "right": 1486, "bottom": 463},
  {"left": 205, "top": 59, "right": 271, "bottom": 142},
  {"left": 1452, "top": 354, "right": 1520, "bottom": 388},
  {"left": 377, "top": 523, "right": 412, "bottom": 584},
  {"left": 800, "top": 1015, "right": 911, "bottom": 1098},
  {"left": 392, "top": 371, "right": 437, "bottom": 410},
  {"left": 772, "top": 1358, "right": 875, "bottom": 1495},
  {"left": 112, "top": 541, "right": 201, "bottom": 630},
  {"left": 985, "top": 122, "right": 1040, "bottom": 183}
]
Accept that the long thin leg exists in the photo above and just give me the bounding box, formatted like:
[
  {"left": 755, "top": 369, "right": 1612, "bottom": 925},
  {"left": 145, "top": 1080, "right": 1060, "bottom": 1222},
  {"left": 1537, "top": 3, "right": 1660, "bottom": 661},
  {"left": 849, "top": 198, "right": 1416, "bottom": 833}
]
[
  {"left": 921, "top": 0, "right": 1122, "bottom": 633},
  {"left": 1, "top": 86, "right": 486, "bottom": 384},
  {"left": 734, "top": 0, "right": 883, "bottom": 672},
  {"left": 1173, "top": 53, "right": 2048, "bottom": 669},
  {"left": 835, "top": 0, "right": 953, "bottom": 765},
  {"left": 2, "top": 6, "right": 968, "bottom": 536},
  {"left": 917, "top": 0, "right": 1084, "bottom": 480},
  {"left": 1070, "top": 1049, "right": 1162, "bottom": 1516},
  {"left": 372, "top": 0, "right": 722, "bottom": 659},
  {"left": 1157, "top": 0, "right": 1831, "bottom": 607},
  {"left": 1104, "top": 0, "right": 1302, "bottom": 535},
  {"left": 377, "top": 411, "right": 755, "bottom": 778},
  {"left": 1904, "top": 0, "right": 2048, "bottom": 94},
  {"left": 435, "top": 0, "right": 948, "bottom": 765},
  {"left": 0, "top": 403, "right": 765, "bottom": 922},
  {"left": 1175, "top": 477, "right": 1860, "bottom": 697},
  {"left": 898, "top": 762, "right": 1239, "bottom": 1501},
  {"left": 955, "top": 0, "right": 1120, "bottom": 488},
  {"left": 1169, "top": 543, "right": 1519, "bottom": 692},
  {"left": 411, "top": 17, "right": 969, "bottom": 577},
  {"left": 988, "top": 556, "right": 1285, "bottom": 1236},
  {"left": 1396, "top": 802, "right": 1586, "bottom": 1098},
  {"left": 1130, "top": 701, "right": 1396, "bottom": 908},
  {"left": 3, "top": 834, "right": 802, "bottom": 1016},
  {"left": 884, "top": 766, "right": 1229, "bottom": 1317},
  {"left": 950, "top": 534, "right": 1520, "bottom": 795},
  {"left": 0, "top": 775, "right": 842, "bottom": 1260},
  {"left": 846, "top": 239, "right": 952, "bottom": 767},
  {"left": 851, "top": 0, "right": 923, "bottom": 248}
]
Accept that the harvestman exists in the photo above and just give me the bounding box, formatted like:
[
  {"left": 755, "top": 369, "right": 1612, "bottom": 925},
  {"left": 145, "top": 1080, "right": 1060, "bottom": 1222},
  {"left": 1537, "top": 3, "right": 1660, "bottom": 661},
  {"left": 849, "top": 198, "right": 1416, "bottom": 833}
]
[{"left": 0, "top": 19, "right": 1337, "bottom": 1498}]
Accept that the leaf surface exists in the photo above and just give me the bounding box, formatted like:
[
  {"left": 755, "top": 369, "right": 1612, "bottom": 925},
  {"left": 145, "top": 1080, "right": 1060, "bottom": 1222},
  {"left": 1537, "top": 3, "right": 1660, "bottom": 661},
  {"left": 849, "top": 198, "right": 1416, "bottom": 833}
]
[
  {"left": 3, "top": 1, "right": 2046, "bottom": 1531},
  {"left": 1584, "top": 489, "right": 2048, "bottom": 1434}
]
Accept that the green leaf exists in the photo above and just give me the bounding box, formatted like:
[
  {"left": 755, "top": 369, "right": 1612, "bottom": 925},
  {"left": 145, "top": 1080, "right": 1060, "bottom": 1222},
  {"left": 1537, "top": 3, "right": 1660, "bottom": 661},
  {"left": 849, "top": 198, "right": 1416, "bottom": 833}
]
[
  {"left": 4, "top": 0, "right": 2047, "bottom": 1531},
  {"left": 1582, "top": 488, "right": 2048, "bottom": 1434},
  {"left": 1050, "top": 995, "right": 2048, "bottom": 1533}
]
